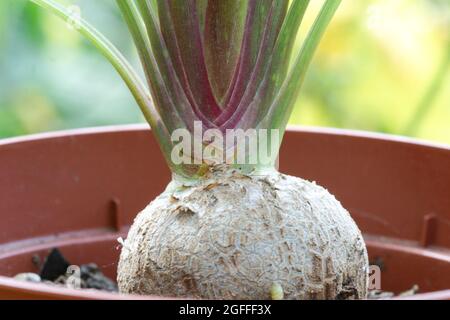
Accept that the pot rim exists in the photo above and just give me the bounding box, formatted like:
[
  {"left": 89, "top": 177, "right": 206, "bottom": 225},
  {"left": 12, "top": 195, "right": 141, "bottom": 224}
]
[
  {"left": 0, "top": 125, "right": 448, "bottom": 300},
  {"left": 1, "top": 275, "right": 449, "bottom": 300},
  {"left": 1, "top": 124, "right": 448, "bottom": 151}
]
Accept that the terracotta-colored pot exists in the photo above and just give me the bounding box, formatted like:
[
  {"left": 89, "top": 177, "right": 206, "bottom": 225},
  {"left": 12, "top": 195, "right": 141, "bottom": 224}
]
[{"left": 0, "top": 125, "right": 449, "bottom": 300}]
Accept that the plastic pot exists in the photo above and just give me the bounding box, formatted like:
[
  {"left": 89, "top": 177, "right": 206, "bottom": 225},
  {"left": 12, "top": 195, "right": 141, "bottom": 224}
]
[{"left": 0, "top": 125, "right": 449, "bottom": 299}]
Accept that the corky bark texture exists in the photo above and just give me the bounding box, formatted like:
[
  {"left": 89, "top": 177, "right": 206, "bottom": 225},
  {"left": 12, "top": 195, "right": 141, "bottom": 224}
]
[{"left": 118, "top": 168, "right": 368, "bottom": 299}]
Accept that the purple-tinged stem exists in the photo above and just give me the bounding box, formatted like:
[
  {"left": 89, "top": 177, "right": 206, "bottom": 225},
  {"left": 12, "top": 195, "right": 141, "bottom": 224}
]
[{"left": 158, "top": 0, "right": 222, "bottom": 122}]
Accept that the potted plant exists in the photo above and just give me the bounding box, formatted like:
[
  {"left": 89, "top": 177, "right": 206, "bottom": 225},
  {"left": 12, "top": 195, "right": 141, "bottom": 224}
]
[{"left": 0, "top": 0, "right": 449, "bottom": 300}]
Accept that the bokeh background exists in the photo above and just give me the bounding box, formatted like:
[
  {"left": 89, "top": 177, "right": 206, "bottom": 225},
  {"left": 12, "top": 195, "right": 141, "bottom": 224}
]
[{"left": 0, "top": 0, "right": 449, "bottom": 143}]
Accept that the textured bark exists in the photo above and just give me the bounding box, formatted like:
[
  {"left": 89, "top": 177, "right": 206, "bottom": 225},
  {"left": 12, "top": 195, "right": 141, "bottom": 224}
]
[{"left": 118, "top": 169, "right": 368, "bottom": 299}]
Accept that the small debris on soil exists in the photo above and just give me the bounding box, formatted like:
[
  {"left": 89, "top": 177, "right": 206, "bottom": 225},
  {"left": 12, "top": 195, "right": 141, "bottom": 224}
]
[
  {"left": 14, "top": 273, "right": 41, "bottom": 283},
  {"left": 270, "top": 282, "right": 284, "bottom": 300},
  {"left": 31, "top": 255, "right": 41, "bottom": 268},
  {"left": 14, "top": 248, "right": 118, "bottom": 293},
  {"left": 398, "top": 285, "right": 419, "bottom": 297},
  {"left": 13, "top": 249, "right": 420, "bottom": 298},
  {"left": 80, "top": 263, "right": 117, "bottom": 292},
  {"left": 367, "top": 290, "right": 395, "bottom": 299},
  {"left": 368, "top": 285, "right": 419, "bottom": 300},
  {"left": 39, "top": 248, "right": 71, "bottom": 281}
]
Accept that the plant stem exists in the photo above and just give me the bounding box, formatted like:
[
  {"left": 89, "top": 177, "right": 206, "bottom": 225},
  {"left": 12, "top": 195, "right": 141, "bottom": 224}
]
[
  {"left": 29, "top": 0, "right": 174, "bottom": 164},
  {"left": 264, "top": 0, "right": 341, "bottom": 136},
  {"left": 116, "top": 0, "right": 184, "bottom": 132},
  {"left": 31, "top": 1, "right": 152, "bottom": 123}
]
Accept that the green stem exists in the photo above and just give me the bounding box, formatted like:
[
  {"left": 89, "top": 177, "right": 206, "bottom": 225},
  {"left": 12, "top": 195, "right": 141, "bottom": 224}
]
[
  {"left": 116, "top": 0, "right": 184, "bottom": 133},
  {"left": 262, "top": 0, "right": 341, "bottom": 137},
  {"left": 30, "top": 1, "right": 152, "bottom": 122},
  {"left": 29, "top": 0, "right": 176, "bottom": 167}
]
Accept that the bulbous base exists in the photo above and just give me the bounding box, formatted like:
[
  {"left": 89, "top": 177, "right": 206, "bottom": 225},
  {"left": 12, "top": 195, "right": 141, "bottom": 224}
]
[{"left": 118, "top": 169, "right": 368, "bottom": 299}]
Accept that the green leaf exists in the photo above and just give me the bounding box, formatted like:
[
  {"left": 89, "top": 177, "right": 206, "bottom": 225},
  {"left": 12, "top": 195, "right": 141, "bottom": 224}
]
[
  {"left": 135, "top": 0, "right": 207, "bottom": 130},
  {"left": 263, "top": 0, "right": 342, "bottom": 134},
  {"left": 196, "top": 0, "right": 208, "bottom": 34},
  {"left": 216, "top": 0, "right": 289, "bottom": 128},
  {"left": 255, "top": 0, "right": 310, "bottom": 123},
  {"left": 220, "top": 0, "right": 279, "bottom": 111},
  {"left": 204, "top": 0, "right": 248, "bottom": 102},
  {"left": 28, "top": 0, "right": 173, "bottom": 160},
  {"left": 29, "top": 0, "right": 153, "bottom": 125},
  {"left": 220, "top": 0, "right": 306, "bottom": 129},
  {"left": 116, "top": 0, "right": 184, "bottom": 132},
  {"left": 158, "top": 0, "right": 221, "bottom": 120}
]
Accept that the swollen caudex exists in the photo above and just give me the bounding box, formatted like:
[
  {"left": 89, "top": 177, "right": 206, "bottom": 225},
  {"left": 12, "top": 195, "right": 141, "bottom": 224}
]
[{"left": 118, "top": 168, "right": 368, "bottom": 299}]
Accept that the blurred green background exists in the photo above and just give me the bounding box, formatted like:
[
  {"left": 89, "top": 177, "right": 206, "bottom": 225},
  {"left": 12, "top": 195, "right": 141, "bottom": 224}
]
[{"left": 0, "top": 0, "right": 449, "bottom": 143}]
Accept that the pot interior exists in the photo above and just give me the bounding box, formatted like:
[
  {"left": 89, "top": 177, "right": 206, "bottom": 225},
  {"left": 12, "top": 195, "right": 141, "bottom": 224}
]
[
  {"left": 0, "top": 126, "right": 449, "bottom": 299},
  {"left": 0, "top": 232, "right": 449, "bottom": 296}
]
